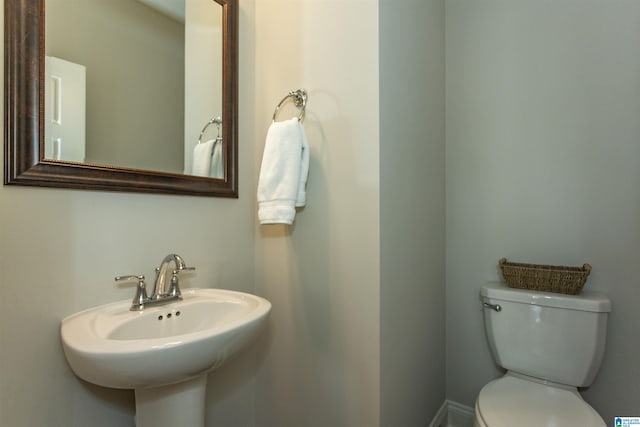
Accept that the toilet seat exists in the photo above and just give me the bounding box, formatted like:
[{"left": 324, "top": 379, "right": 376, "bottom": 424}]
[{"left": 475, "top": 374, "right": 605, "bottom": 427}]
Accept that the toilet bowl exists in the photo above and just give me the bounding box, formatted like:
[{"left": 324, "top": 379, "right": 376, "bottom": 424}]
[
  {"left": 475, "top": 283, "right": 611, "bottom": 427},
  {"left": 474, "top": 374, "right": 604, "bottom": 427}
]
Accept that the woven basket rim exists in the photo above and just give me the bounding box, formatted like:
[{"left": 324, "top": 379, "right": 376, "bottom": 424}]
[{"left": 498, "top": 257, "right": 592, "bottom": 273}]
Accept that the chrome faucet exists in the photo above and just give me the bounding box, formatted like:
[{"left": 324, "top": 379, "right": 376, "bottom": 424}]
[
  {"left": 115, "top": 254, "right": 196, "bottom": 311},
  {"left": 152, "top": 254, "right": 194, "bottom": 299}
]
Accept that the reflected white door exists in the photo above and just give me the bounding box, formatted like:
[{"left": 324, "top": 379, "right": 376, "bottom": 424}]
[{"left": 45, "top": 56, "right": 86, "bottom": 162}]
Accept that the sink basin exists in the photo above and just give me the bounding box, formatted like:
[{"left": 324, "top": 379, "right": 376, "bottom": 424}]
[{"left": 61, "top": 288, "right": 271, "bottom": 390}]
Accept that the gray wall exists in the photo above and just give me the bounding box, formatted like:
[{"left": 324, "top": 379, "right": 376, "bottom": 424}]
[
  {"left": 380, "top": 0, "right": 446, "bottom": 425},
  {"left": 253, "top": 1, "right": 381, "bottom": 425},
  {"left": 446, "top": 0, "right": 640, "bottom": 420}
]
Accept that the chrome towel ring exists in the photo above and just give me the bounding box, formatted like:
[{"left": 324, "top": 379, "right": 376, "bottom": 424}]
[
  {"left": 198, "top": 116, "right": 222, "bottom": 144},
  {"left": 272, "top": 89, "right": 307, "bottom": 123}
]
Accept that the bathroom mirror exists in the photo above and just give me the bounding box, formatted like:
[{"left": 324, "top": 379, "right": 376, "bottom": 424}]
[{"left": 4, "top": 0, "right": 238, "bottom": 197}]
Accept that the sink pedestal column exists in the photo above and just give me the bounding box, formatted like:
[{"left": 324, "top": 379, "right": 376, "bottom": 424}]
[{"left": 135, "top": 375, "right": 207, "bottom": 427}]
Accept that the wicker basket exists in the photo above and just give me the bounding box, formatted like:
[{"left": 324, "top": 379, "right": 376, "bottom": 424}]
[{"left": 498, "top": 258, "right": 592, "bottom": 295}]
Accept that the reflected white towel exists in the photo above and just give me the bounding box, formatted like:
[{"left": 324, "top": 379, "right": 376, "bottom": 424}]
[
  {"left": 210, "top": 140, "right": 224, "bottom": 179},
  {"left": 257, "top": 118, "right": 309, "bottom": 225},
  {"left": 192, "top": 140, "right": 214, "bottom": 177}
]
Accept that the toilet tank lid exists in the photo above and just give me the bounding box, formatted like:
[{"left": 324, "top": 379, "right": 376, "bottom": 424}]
[{"left": 481, "top": 282, "right": 611, "bottom": 312}]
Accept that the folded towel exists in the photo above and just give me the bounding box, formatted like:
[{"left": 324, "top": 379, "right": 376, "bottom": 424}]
[
  {"left": 257, "top": 118, "right": 309, "bottom": 225},
  {"left": 210, "top": 139, "right": 224, "bottom": 179},
  {"left": 192, "top": 140, "right": 214, "bottom": 177}
]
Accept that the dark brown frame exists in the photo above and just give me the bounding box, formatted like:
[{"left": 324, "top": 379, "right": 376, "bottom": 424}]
[{"left": 4, "top": 0, "right": 238, "bottom": 197}]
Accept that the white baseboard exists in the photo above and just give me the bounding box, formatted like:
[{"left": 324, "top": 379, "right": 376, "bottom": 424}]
[
  {"left": 427, "top": 400, "right": 449, "bottom": 427},
  {"left": 428, "top": 400, "right": 475, "bottom": 427},
  {"left": 447, "top": 400, "right": 475, "bottom": 427}
]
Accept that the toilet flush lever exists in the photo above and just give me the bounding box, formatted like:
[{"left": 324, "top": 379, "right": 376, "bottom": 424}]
[{"left": 483, "top": 302, "right": 502, "bottom": 312}]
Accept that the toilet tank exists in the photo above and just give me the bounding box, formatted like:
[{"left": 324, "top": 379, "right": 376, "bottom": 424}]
[{"left": 481, "top": 283, "right": 611, "bottom": 387}]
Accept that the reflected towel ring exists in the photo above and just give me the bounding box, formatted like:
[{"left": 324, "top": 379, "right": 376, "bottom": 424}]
[
  {"left": 272, "top": 89, "right": 307, "bottom": 123},
  {"left": 198, "top": 116, "right": 222, "bottom": 144}
]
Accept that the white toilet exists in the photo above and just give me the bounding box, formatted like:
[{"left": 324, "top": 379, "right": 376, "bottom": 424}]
[{"left": 475, "top": 282, "right": 611, "bottom": 427}]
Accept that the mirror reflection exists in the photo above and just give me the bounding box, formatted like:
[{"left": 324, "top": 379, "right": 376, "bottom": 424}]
[{"left": 44, "top": 0, "right": 223, "bottom": 178}]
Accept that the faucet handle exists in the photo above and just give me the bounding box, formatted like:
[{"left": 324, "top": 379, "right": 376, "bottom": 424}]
[
  {"left": 169, "top": 267, "right": 195, "bottom": 295},
  {"left": 115, "top": 275, "right": 149, "bottom": 311},
  {"left": 167, "top": 267, "right": 195, "bottom": 298},
  {"left": 115, "top": 274, "right": 145, "bottom": 283}
]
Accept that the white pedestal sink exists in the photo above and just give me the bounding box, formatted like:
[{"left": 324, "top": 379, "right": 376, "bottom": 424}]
[{"left": 60, "top": 288, "right": 271, "bottom": 427}]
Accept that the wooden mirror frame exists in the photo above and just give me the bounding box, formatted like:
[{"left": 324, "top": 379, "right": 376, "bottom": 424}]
[{"left": 4, "top": 0, "right": 238, "bottom": 197}]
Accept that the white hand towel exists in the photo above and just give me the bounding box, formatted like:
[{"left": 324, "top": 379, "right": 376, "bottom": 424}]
[
  {"left": 192, "top": 140, "right": 214, "bottom": 177},
  {"left": 210, "top": 139, "right": 224, "bottom": 179},
  {"left": 257, "top": 118, "right": 309, "bottom": 225}
]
